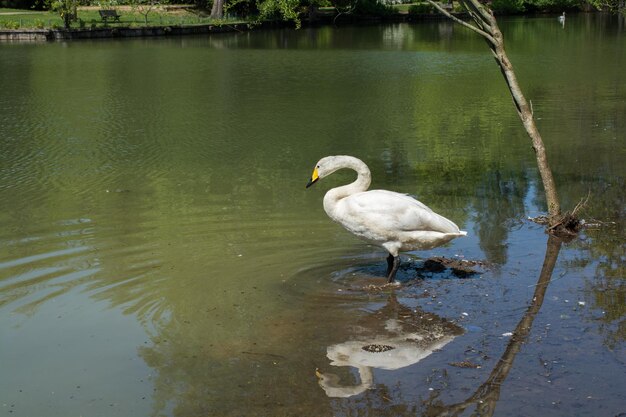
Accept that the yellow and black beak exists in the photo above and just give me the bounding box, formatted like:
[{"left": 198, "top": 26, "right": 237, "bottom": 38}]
[{"left": 306, "top": 167, "right": 320, "bottom": 188}]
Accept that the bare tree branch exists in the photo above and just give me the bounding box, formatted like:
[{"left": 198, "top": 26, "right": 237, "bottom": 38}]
[
  {"left": 463, "top": 0, "right": 494, "bottom": 27},
  {"left": 425, "top": 0, "right": 496, "bottom": 44},
  {"left": 426, "top": 0, "right": 565, "bottom": 228}
]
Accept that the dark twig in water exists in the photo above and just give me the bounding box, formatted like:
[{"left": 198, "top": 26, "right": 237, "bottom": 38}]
[
  {"left": 580, "top": 219, "right": 617, "bottom": 228},
  {"left": 449, "top": 360, "right": 481, "bottom": 369},
  {"left": 571, "top": 190, "right": 591, "bottom": 217},
  {"left": 548, "top": 192, "right": 588, "bottom": 227},
  {"left": 528, "top": 190, "right": 613, "bottom": 236},
  {"left": 545, "top": 191, "right": 590, "bottom": 236}
]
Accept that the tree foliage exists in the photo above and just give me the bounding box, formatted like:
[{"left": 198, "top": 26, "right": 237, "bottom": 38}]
[
  {"left": 586, "top": 0, "right": 625, "bottom": 12},
  {"left": 488, "top": 0, "right": 580, "bottom": 14},
  {"left": 525, "top": 0, "right": 580, "bottom": 12},
  {"left": 46, "top": 0, "right": 76, "bottom": 27},
  {"left": 351, "top": 0, "right": 393, "bottom": 16},
  {"left": 257, "top": 0, "right": 302, "bottom": 26},
  {"left": 5, "top": 0, "right": 622, "bottom": 17}
]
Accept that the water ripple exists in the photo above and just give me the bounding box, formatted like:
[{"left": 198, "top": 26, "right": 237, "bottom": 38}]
[
  {"left": 0, "top": 246, "right": 90, "bottom": 271},
  {"left": 0, "top": 214, "right": 164, "bottom": 319}
]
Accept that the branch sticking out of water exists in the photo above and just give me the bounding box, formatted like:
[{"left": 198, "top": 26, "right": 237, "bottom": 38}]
[
  {"left": 530, "top": 192, "right": 591, "bottom": 237},
  {"left": 425, "top": 0, "right": 586, "bottom": 234}
]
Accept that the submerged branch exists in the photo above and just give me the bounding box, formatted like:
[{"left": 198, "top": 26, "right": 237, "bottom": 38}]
[
  {"left": 546, "top": 192, "right": 590, "bottom": 236},
  {"left": 527, "top": 191, "right": 610, "bottom": 235},
  {"left": 424, "top": 236, "right": 563, "bottom": 416}
]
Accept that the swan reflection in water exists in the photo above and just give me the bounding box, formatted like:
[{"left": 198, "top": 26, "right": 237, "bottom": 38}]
[{"left": 316, "top": 294, "right": 464, "bottom": 398}]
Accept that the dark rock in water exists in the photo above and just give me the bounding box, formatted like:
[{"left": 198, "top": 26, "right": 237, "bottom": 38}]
[{"left": 421, "top": 257, "right": 488, "bottom": 278}]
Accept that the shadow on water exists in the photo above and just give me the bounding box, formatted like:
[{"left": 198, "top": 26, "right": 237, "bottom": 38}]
[
  {"left": 423, "top": 235, "right": 562, "bottom": 416},
  {"left": 296, "top": 252, "right": 485, "bottom": 291},
  {"left": 305, "top": 235, "right": 562, "bottom": 416}
]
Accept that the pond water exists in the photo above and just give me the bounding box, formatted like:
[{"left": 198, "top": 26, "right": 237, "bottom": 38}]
[{"left": 1, "top": 13, "right": 624, "bottom": 417}]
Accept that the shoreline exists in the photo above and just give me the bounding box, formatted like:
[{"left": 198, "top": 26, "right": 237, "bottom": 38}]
[
  {"left": 0, "top": 22, "right": 252, "bottom": 41},
  {"left": 0, "top": 10, "right": 593, "bottom": 42},
  {"left": 0, "top": 11, "right": 467, "bottom": 42}
]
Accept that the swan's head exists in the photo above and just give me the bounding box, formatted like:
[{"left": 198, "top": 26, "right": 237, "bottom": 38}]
[
  {"left": 315, "top": 367, "right": 372, "bottom": 398},
  {"left": 306, "top": 156, "right": 364, "bottom": 188},
  {"left": 306, "top": 156, "right": 335, "bottom": 188}
]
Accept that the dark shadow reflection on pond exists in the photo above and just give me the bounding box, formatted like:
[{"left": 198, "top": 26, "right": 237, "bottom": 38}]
[
  {"left": 423, "top": 235, "right": 562, "bottom": 417},
  {"left": 312, "top": 234, "right": 563, "bottom": 417}
]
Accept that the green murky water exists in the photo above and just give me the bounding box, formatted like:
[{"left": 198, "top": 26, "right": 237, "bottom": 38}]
[{"left": 1, "top": 14, "right": 624, "bottom": 416}]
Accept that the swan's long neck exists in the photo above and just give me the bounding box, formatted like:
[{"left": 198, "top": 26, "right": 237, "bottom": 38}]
[{"left": 323, "top": 156, "right": 371, "bottom": 216}]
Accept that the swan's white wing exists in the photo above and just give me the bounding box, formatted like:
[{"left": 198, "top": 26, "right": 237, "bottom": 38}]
[{"left": 336, "top": 190, "right": 461, "bottom": 235}]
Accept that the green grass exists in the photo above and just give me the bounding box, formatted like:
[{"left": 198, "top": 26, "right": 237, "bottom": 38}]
[
  {"left": 0, "top": 7, "right": 241, "bottom": 29},
  {"left": 0, "top": 3, "right": 441, "bottom": 29},
  {"left": 0, "top": 9, "right": 53, "bottom": 29},
  {"left": 0, "top": 7, "right": 43, "bottom": 13}
]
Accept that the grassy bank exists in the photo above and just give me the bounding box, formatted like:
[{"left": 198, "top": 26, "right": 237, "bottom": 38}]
[
  {"left": 0, "top": 6, "right": 241, "bottom": 30},
  {"left": 1, "top": 2, "right": 461, "bottom": 30}
]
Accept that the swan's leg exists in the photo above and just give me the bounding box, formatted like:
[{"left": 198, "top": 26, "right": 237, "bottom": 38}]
[
  {"left": 386, "top": 253, "right": 394, "bottom": 275},
  {"left": 386, "top": 255, "right": 400, "bottom": 283}
]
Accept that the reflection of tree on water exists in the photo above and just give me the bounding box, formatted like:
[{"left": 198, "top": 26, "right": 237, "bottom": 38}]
[
  {"left": 565, "top": 176, "right": 625, "bottom": 349},
  {"left": 315, "top": 234, "right": 562, "bottom": 413},
  {"left": 472, "top": 169, "right": 528, "bottom": 264},
  {"left": 424, "top": 236, "right": 562, "bottom": 416},
  {"left": 409, "top": 155, "right": 529, "bottom": 266},
  {"left": 316, "top": 294, "right": 464, "bottom": 398}
]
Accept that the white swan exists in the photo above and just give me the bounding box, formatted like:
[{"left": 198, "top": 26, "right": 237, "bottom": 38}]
[
  {"left": 306, "top": 155, "right": 466, "bottom": 282},
  {"left": 558, "top": 12, "right": 565, "bottom": 23}
]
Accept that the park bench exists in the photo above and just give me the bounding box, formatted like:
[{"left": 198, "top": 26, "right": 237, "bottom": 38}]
[{"left": 99, "top": 9, "right": 121, "bottom": 23}]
